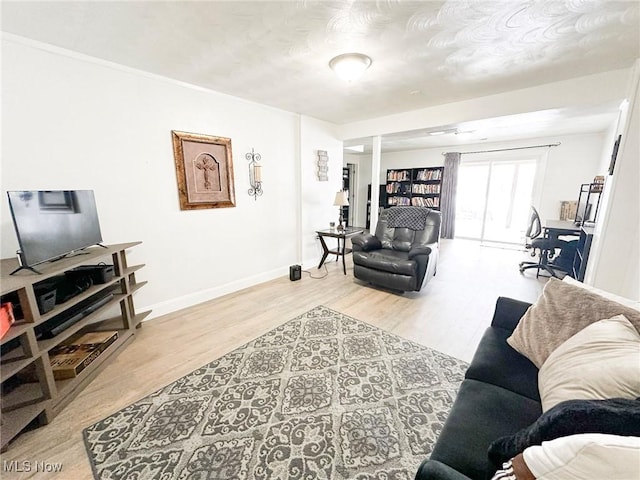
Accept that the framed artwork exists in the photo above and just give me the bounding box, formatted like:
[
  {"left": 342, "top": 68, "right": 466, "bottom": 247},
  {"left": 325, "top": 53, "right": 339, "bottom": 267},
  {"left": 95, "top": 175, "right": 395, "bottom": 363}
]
[{"left": 171, "top": 131, "right": 236, "bottom": 210}]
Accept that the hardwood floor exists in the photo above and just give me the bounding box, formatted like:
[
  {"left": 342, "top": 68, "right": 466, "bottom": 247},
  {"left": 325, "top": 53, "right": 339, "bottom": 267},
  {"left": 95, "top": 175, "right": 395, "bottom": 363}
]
[{"left": 1, "top": 239, "right": 546, "bottom": 479}]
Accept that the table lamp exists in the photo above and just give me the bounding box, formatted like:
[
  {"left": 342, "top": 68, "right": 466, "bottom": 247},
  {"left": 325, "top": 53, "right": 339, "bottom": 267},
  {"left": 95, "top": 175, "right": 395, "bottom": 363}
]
[{"left": 333, "top": 190, "right": 349, "bottom": 231}]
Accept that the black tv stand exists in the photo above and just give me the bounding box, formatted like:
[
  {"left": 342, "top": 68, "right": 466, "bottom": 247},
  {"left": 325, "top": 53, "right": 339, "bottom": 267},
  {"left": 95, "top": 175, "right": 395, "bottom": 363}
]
[{"left": 9, "top": 264, "right": 42, "bottom": 275}]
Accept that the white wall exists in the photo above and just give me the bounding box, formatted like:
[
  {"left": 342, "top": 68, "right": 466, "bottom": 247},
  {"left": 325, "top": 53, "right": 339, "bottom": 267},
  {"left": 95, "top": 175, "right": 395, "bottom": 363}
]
[
  {"left": 1, "top": 36, "right": 338, "bottom": 317},
  {"left": 587, "top": 61, "right": 640, "bottom": 299},
  {"left": 339, "top": 69, "right": 630, "bottom": 140},
  {"left": 299, "top": 116, "right": 343, "bottom": 267},
  {"left": 350, "top": 133, "right": 605, "bottom": 223}
]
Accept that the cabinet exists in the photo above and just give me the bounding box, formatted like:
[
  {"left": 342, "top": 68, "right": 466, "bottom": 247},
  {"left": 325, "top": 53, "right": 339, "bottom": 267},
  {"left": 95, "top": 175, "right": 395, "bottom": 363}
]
[
  {"left": 386, "top": 167, "right": 444, "bottom": 209},
  {"left": 0, "top": 242, "right": 149, "bottom": 449},
  {"left": 572, "top": 226, "right": 594, "bottom": 281}
]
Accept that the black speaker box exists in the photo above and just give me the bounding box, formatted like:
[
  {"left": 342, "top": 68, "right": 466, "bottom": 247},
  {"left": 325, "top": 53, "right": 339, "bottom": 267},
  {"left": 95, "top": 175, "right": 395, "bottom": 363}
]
[
  {"left": 66, "top": 264, "right": 115, "bottom": 284},
  {"left": 289, "top": 265, "right": 301, "bottom": 281}
]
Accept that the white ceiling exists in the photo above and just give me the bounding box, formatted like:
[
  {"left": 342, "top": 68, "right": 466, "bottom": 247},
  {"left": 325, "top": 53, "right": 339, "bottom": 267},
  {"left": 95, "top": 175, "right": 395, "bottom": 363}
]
[{"left": 2, "top": 1, "right": 639, "bottom": 151}]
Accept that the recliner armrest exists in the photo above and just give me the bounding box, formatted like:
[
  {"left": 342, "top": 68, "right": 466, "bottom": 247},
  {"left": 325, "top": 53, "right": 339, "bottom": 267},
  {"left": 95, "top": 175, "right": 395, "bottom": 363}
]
[
  {"left": 408, "top": 244, "right": 433, "bottom": 259},
  {"left": 351, "top": 233, "right": 382, "bottom": 252}
]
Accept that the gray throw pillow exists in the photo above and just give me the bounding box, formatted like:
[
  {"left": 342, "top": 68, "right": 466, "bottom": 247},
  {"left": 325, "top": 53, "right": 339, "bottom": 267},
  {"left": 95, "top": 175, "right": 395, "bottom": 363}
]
[{"left": 507, "top": 278, "right": 640, "bottom": 368}]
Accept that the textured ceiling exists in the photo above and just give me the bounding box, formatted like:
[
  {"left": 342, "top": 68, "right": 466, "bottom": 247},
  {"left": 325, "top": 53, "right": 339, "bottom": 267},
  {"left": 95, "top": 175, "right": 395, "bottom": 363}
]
[{"left": 3, "top": 0, "right": 639, "bottom": 125}]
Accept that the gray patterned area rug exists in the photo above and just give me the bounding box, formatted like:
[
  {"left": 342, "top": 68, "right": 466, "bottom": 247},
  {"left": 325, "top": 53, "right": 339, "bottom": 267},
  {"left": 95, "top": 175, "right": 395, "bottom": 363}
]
[{"left": 83, "top": 306, "right": 467, "bottom": 480}]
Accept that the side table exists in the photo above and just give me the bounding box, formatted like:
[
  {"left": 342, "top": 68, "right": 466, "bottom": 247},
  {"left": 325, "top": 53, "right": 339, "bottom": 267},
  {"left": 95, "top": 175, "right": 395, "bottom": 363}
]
[{"left": 316, "top": 227, "right": 364, "bottom": 275}]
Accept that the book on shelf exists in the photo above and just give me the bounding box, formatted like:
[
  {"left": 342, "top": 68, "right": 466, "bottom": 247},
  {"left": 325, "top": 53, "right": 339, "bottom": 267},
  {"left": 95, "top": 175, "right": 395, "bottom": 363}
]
[
  {"left": 411, "top": 184, "right": 441, "bottom": 194},
  {"left": 387, "top": 196, "right": 410, "bottom": 206},
  {"left": 387, "top": 170, "right": 411, "bottom": 181},
  {"left": 411, "top": 197, "right": 440, "bottom": 208},
  {"left": 415, "top": 168, "right": 443, "bottom": 181},
  {"left": 19, "top": 330, "right": 119, "bottom": 381},
  {"left": 560, "top": 201, "right": 578, "bottom": 221},
  {"left": 386, "top": 182, "right": 402, "bottom": 194}
]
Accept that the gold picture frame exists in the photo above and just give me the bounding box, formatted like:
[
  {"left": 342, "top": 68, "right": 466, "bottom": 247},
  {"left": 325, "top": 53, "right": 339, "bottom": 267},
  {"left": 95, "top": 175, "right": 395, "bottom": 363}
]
[{"left": 171, "top": 130, "right": 236, "bottom": 210}]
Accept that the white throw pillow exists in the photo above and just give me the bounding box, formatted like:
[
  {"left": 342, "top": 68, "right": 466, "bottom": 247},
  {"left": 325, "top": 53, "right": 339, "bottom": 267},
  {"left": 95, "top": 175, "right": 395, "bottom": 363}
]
[
  {"left": 538, "top": 315, "right": 640, "bottom": 412},
  {"left": 523, "top": 433, "right": 640, "bottom": 480}
]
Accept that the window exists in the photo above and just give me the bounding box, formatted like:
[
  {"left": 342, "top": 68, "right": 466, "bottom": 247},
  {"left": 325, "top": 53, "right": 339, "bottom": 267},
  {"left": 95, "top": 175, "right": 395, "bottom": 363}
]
[{"left": 455, "top": 159, "right": 537, "bottom": 244}]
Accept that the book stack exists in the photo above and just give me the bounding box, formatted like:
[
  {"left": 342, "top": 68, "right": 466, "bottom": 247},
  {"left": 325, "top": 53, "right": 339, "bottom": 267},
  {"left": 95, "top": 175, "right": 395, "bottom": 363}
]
[
  {"left": 560, "top": 201, "right": 578, "bottom": 221},
  {"left": 50, "top": 331, "right": 118, "bottom": 379},
  {"left": 20, "top": 331, "right": 118, "bottom": 381}
]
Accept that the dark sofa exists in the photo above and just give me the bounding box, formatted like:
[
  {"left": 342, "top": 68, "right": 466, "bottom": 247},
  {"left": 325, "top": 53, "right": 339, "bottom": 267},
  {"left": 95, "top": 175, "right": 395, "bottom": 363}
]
[{"left": 416, "top": 296, "right": 539, "bottom": 480}]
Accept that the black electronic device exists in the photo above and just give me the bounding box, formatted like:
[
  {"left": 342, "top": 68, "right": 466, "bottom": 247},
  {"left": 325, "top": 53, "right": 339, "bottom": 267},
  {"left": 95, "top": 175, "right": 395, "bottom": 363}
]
[
  {"left": 35, "top": 289, "right": 114, "bottom": 339},
  {"left": 289, "top": 265, "right": 301, "bottom": 281},
  {"left": 34, "top": 274, "right": 93, "bottom": 305},
  {"left": 66, "top": 264, "right": 114, "bottom": 284},
  {"left": 7, "top": 190, "right": 104, "bottom": 274}
]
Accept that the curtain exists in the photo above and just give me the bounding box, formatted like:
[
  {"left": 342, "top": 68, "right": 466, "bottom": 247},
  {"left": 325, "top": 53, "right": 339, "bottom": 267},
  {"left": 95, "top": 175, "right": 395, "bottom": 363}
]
[{"left": 440, "top": 152, "right": 461, "bottom": 239}]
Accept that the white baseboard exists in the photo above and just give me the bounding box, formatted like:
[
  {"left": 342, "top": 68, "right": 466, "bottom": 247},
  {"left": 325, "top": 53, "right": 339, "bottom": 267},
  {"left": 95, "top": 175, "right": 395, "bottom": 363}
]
[{"left": 141, "top": 265, "right": 290, "bottom": 321}]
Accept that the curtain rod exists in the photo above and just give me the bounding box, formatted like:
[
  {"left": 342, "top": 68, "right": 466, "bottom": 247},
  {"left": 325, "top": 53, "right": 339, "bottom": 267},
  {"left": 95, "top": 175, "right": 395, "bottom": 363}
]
[{"left": 443, "top": 142, "right": 560, "bottom": 155}]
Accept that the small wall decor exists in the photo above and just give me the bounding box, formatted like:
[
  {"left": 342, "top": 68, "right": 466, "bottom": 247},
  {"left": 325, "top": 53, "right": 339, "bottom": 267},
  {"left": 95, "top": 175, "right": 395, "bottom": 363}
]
[
  {"left": 608, "top": 134, "right": 621, "bottom": 175},
  {"left": 317, "top": 150, "right": 329, "bottom": 181},
  {"left": 246, "top": 148, "right": 263, "bottom": 200},
  {"left": 171, "top": 130, "right": 235, "bottom": 210}
]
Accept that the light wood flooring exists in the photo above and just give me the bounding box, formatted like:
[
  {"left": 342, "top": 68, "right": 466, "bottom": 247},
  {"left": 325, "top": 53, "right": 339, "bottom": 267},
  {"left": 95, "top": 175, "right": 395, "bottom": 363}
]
[{"left": 1, "top": 239, "right": 546, "bottom": 479}]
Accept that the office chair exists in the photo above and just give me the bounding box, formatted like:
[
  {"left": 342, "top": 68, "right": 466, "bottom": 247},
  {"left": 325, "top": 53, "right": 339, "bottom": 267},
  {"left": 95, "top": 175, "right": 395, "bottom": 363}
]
[{"left": 519, "top": 207, "right": 570, "bottom": 278}]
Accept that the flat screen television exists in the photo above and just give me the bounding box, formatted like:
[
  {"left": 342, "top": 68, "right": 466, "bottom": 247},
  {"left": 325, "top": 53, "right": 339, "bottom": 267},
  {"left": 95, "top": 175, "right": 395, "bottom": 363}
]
[{"left": 7, "top": 190, "right": 103, "bottom": 271}]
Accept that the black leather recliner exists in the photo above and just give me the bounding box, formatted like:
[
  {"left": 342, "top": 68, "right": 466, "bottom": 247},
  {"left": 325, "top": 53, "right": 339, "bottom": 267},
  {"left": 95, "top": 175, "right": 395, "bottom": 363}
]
[{"left": 351, "top": 207, "right": 441, "bottom": 292}]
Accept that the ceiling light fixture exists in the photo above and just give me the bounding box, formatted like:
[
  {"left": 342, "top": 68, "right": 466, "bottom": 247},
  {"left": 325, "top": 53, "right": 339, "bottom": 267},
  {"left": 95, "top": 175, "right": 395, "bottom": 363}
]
[{"left": 329, "top": 53, "right": 372, "bottom": 82}]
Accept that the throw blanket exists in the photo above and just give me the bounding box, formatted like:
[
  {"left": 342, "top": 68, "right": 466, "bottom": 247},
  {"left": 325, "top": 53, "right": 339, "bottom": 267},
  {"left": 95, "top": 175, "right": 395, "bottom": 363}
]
[
  {"left": 387, "top": 207, "right": 430, "bottom": 230},
  {"left": 488, "top": 397, "right": 640, "bottom": 468}
]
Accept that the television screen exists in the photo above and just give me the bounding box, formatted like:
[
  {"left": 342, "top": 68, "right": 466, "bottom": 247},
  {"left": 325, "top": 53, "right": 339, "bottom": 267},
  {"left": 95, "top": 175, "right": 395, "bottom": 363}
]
[{"left": 7, "top": 190, "right": 103, "bottom": 267}]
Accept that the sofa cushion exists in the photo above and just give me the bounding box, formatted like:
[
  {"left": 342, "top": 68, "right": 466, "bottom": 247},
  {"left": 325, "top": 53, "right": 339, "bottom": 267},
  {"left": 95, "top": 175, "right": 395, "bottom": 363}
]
[
  {"left": 538, "top": 315, "right": 640, "bottom": 412},
  {"left": 507, "top": 278, "right": 640, "bottom": 368},
  {"left": 352, "top": 249, "right": 416, "bottom": 276},
  {"left": 430, "top": 379, "right": 541, "bottom": 480},
  {"left": 465, "top": 327, "right": 540, "bottom": 402},
  {"left": 487, "top": 397, "right": 640, "bottom": 468},
  {"left": 415, "top": 459, "right": 473, "bottom": 480}
]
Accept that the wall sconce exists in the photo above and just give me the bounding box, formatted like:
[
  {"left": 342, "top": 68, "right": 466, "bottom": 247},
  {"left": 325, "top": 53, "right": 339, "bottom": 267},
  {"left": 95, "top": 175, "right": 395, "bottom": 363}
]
[{"left": 246, "top": 148, "right": 263, "bottom": 200}]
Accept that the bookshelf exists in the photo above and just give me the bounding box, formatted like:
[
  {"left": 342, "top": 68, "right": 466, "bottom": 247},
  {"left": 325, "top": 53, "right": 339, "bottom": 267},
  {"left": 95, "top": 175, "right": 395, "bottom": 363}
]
[
  {"left": 386, "top": 167, "right": 444, "bottom": 209},
  {"left": 0, "top": 243, "right": 149, "bottom": 450}
]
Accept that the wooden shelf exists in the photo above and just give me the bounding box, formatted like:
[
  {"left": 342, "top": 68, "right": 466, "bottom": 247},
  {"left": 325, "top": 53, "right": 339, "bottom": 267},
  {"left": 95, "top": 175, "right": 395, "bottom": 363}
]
[
  {"left": 54, "top": 330, "right": 131, "bottom": 399},
  {"left": 36, "top": 293, "right": 126, "bottom": 352},
  {"left": 0, "top": 242, "right": 148, "bottom": 450},
  {"left": 0, "top": 321, "right": 31, "bottom": 344},
  {"left": 0, "top": 401, "right": 49, "bottom": 446},
  {"left": 36, "top": 279, "right": 122, "bottom": 328},
  {"left": 1, "top": 348, "right": 40, "bottom": 383}
]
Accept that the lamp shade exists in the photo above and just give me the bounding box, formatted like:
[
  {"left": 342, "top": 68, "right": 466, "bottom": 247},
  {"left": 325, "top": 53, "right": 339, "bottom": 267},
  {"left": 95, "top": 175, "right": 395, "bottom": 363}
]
[{"left": 333, "top": 190, "right": 349, "bottom": 206}]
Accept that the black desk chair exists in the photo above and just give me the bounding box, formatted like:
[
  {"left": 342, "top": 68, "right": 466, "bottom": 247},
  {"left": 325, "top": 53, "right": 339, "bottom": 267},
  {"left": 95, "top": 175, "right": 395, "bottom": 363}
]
[{"left": 519, "top": 207, "right": 570, "bottom": 278}]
